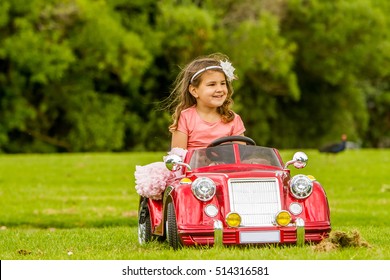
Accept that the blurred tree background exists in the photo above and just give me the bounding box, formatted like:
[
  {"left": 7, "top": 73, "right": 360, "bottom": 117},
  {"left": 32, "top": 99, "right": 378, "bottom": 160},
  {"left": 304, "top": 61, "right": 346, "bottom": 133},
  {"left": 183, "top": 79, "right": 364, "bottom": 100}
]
[{"left": 1, "top": 0, "right": 389, "bottom": 153}]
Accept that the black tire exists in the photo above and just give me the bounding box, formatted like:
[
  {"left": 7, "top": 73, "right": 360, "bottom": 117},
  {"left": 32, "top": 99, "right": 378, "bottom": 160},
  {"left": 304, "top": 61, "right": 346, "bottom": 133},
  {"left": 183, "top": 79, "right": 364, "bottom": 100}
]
[
  {"left": 138, "top": 200, "right": 152, "bottom": 245},
  {"left": 166, "top": 202, "right": 181, "bottom": 250}
]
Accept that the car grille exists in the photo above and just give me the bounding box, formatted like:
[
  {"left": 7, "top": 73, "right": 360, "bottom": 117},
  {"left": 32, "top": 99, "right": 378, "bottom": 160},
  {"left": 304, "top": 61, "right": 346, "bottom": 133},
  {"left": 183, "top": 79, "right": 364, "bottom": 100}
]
[{"left": 228, "top": 178, "right": 281, "bottom": 226}]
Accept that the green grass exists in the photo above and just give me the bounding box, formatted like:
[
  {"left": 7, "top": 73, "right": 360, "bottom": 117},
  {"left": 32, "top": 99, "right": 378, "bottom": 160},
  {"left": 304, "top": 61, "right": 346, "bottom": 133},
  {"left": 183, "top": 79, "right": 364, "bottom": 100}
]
[{"left": 0, "top": 149, "right": 389, "bottom": 260}]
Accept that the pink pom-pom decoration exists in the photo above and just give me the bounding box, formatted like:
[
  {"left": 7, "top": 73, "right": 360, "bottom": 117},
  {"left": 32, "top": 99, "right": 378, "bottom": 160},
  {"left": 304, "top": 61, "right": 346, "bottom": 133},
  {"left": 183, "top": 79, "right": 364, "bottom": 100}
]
[
  {"left": 135, "top": 162, "right": 173, "bottom": 200},
  {"left": 134, "top": 148, "right": 188, "bottom": 200}
]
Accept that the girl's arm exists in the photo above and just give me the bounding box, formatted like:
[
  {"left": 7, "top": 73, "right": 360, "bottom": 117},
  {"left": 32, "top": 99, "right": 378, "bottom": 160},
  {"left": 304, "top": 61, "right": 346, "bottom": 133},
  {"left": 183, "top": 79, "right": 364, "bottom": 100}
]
[{"left": 171, "top": 130, "right": 188, "bottom": 149}]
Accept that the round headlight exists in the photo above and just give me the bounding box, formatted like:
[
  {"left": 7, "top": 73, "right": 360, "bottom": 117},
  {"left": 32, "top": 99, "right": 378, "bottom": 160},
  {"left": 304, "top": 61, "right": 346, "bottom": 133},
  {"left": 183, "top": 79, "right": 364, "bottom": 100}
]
[
  {"left": 204, "top": 204, "right": 219, "bottom": 217},
  {"left": 290, "top": 174, "right": 313, "bottom": 199},
  {"left": 275, "top": 210, "right": 292, "bottom": 226},
  {"left": 192, "top": 177, "right": 216, "bottom": 201},
  {"left": 226, "top": 212, "right": 241, "bottom": 227},
  {"left": 289, "top": 202, "right": 303, "bottom": 215}
]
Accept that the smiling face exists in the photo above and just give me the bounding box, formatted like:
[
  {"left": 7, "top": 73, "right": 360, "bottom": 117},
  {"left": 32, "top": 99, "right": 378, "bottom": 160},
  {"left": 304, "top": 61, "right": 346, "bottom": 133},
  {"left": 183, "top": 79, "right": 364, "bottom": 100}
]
[{"left": 189, "top": 70, "right": 228, "bottom": 110}]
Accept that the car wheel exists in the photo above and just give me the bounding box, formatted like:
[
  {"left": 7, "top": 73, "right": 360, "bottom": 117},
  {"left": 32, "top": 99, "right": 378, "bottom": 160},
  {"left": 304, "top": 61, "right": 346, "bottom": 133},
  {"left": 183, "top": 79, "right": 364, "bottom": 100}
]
[
  {"left": 166, "top": 202, "right": 181, "bottom": 249},
  {"left": 138, "top": 200, "right": 152, "bottom": 245}
]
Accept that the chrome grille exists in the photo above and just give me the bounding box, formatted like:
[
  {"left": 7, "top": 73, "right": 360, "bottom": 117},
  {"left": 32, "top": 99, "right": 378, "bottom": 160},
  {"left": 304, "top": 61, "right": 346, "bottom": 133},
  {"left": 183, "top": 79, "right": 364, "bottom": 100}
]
[{"left": 228, "top": 178, "right": 281, "bottom": 226}]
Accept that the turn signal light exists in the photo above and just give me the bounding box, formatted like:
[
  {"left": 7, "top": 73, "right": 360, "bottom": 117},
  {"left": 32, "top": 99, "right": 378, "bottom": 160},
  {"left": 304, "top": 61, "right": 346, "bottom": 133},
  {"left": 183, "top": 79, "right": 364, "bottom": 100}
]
[
  {"left": 275, "top": 210, "right": 292, "bottom": 226},
  {"left": 226, "top": 212, "right": 241, "bottom": 227}
]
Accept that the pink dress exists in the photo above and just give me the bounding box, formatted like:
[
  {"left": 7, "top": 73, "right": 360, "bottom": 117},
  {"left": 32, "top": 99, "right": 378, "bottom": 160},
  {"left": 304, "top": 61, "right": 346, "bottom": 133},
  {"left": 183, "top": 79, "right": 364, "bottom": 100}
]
[{"left": 176, "top": 106, "right": 246, "bottom": 150}]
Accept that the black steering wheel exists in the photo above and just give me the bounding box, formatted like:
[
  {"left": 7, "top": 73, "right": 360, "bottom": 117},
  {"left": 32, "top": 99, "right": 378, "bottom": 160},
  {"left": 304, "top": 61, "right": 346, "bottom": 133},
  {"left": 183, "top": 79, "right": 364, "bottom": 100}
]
[
  {"left": 207, "top": 136, "right": 256, "bottom": 148},
  {"left": 206, "top": 136, "right": 256, "bottom": 162}
]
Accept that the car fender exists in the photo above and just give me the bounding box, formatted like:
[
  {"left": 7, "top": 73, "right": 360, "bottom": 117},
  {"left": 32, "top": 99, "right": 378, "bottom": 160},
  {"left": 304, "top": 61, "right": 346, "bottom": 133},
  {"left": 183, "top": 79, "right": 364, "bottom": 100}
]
[
  {"left": 146, "top": 198, "right": 163, "bottom": 234},
  {"left": 164, "top": 184, "right": 209, "bottom": 228},
  {"left": 295, "top": 181, "right": 330, "bottom": 222}
]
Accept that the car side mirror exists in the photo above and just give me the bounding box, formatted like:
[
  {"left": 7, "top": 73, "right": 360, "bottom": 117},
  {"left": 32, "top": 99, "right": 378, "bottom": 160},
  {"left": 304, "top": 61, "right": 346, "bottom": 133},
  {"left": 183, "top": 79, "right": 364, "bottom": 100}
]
[
  {"left": 284, "top": 152, "right": 308, "bottom": 169},
  {"left": 164, "top": 154, "right": 192, "bottom": 171},
  {"left": 292, "top": 152, "right": 308, "bottom": 168}
]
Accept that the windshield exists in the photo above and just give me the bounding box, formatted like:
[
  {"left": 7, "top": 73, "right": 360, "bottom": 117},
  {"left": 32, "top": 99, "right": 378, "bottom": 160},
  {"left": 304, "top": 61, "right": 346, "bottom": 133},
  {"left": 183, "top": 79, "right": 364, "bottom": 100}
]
[{"left": 189, "top": 144, "right": 282, "bottom": 169}]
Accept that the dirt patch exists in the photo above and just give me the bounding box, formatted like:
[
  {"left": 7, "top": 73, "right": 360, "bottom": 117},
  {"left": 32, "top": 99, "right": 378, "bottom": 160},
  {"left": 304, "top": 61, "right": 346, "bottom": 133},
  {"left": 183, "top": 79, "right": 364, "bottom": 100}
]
[
  {"left": 313, "top": 230, "right": 371, "bottom": 252},
  {"left": 18, "top": 249, "right": 32, "bottom": 255}
]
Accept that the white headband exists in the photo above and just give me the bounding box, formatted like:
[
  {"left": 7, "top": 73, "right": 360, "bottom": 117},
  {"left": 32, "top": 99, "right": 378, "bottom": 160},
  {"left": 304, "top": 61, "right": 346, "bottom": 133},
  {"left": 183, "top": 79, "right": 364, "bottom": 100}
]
[{"left": 190, "top": 60, "right": 236, "bottom": 84}]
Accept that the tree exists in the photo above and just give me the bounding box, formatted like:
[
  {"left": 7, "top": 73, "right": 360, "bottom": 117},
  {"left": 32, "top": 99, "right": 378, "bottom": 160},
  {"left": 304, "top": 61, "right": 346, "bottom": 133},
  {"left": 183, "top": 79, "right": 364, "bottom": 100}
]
[
  {"left": 0, "top": 0, "right": 151, "bottom": 152},
  {"left": 273, "top": 0, "right": 390, "bottom": 147}
]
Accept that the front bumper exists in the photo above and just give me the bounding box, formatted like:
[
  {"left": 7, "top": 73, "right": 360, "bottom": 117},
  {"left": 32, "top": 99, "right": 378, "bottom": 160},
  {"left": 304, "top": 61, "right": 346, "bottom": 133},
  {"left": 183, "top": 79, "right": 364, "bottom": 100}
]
[
  {"left": 214, "top": 218, "right": 305, "bottom": 246},
  {"left": 178, "top": 219, "right": 330, "bottom": 246}
]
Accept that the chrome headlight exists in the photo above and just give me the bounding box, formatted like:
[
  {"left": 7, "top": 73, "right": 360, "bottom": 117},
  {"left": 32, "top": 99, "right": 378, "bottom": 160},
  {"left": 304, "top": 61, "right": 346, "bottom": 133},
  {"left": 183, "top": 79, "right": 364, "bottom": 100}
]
[
  {"left": 290, "top": 175, "right": 313, "bottom": 199},
  {"left": 192, "top": 177, "right": 216, "bottom": 201}
]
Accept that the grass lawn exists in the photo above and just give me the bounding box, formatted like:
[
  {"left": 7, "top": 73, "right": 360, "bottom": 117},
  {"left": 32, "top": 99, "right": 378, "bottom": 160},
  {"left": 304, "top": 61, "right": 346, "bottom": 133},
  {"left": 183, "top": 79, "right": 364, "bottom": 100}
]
[{"left": 0, "top": 149, "right": 389, "bottom": 260}]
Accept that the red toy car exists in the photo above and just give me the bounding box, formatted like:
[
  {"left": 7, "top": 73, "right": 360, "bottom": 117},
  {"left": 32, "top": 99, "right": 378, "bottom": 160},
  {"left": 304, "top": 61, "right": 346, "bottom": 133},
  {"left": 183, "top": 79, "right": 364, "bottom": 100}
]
[{"left": 138, "top": 136, "right": 331, "bottom": 249}]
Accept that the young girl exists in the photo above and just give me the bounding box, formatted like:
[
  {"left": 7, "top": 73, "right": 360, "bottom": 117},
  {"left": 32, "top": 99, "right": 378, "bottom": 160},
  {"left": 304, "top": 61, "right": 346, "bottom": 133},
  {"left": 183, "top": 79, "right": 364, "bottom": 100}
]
[
  {"left": 168, "top": 53, "right": 245, "bottom": 150},
  {"left": 135, "top": 53, "right": 245, "bottom": 199}
]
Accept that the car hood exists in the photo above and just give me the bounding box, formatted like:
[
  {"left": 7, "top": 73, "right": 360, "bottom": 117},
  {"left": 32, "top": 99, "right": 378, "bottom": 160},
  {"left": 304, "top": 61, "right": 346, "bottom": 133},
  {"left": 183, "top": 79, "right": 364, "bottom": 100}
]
[{"left": 188, "top": 168, "right": 290, "bottom": 183}]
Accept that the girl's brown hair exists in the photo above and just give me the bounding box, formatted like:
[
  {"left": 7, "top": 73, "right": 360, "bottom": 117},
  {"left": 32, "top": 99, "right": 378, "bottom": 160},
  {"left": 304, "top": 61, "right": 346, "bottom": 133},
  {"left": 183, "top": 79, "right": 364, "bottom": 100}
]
[{"left": 167, "top": 53, "right": 236, "bottom": 132}]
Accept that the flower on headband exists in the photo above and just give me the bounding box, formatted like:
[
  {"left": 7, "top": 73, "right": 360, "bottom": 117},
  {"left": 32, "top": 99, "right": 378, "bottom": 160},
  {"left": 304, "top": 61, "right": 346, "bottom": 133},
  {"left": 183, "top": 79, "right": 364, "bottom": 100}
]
[
  {"left": 190, "top": 59, "right": 237, "bottom": 84},
  {"left": 220, "top": 60, "right": 236, "bottom": 81}
]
